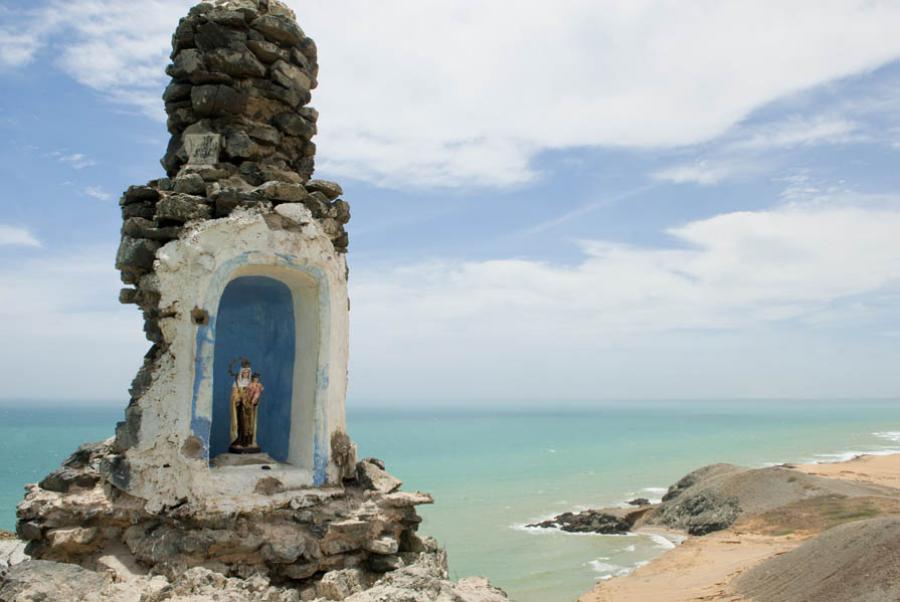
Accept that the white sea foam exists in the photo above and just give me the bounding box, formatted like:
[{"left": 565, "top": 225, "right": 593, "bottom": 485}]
[
  {"left": 810, "top": 448, "right": 900, "bottom": 464},
  {"left": 642, "top": 487, "right": 667, "bottom": 495},
  {"left": 646, "top": 533, "right": 678, "bottom": 550},
  {"left": 623, "top": 544, "right": 636, "bottom": 552},
  {"left": 874, "top": 431, "right": 900, "bottom": 443},
  {"left": 589, "top": 560, "right": 632, "bottom": 576}
]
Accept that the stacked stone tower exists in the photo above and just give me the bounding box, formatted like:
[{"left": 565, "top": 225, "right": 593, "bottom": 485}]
[
  {"left": 8, "top": 2, "right": 510, "bottom": 599},
  {"left": 116, "top": 0, "right": 350, "bottom": 441},
  {"left": 14, "top": 0, "right": 440, "bottom": 592}
]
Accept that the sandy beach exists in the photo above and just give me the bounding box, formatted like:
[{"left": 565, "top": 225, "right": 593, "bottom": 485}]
[
  {"left": 793, "top": 452, "right": 900, "bottom": 488},
  {"left": 580, "top": 452, "right": 900, "bottom": 602}
]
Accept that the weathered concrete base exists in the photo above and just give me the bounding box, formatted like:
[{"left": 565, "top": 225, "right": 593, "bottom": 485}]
[
  {"left": 15, "top": 442, "right": 440, "bottom": 587},
  {"left": 7, "top": 441, "right": 510, "bottom": 600},
  {"left": 211, "top": 452, "right": 277, "bottom": 468}
]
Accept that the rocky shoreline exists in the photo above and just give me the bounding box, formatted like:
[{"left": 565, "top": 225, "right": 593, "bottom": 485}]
[
  {"left": 578, "top": 455, "right": 900, "bottom": 601},
  {"left": 526, "top": 505, "right": 651, "bottom": 534}
]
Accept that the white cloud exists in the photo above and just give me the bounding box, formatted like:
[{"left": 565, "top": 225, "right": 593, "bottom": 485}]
[
  {"left": 0, "top": 31, "right": 42, "bottom": 68},
  {"left": 51, "top": 151, "right": 97, "bottom": 169},
  {"left": 349, "top": 197, "right": 900, "bottom": 399},
  {"left": 729, "top": 116, "right": 861, "bottom": 151},
  {"left": 652, "top": 116, "right": 863, "bottom": 186},
  {"left": 355, "top": 202, "right": 900, "bottom": 338},
  {"left": 6, "top": 0, "right": 900, "bottom": 187},
  {"left": 301, "top": 0, "right": 900, "bottom": 187},
  {"left": 84, "top": 185, "right": 113, "bottom": 201},
  {"left": 0, "top": 248, "right": 145, "bottom": 401},
  {"left": 0, "top": 225, "right": 41, "bottom": 247},
  {"left": 652, "top": 160, "right": 746, "bottom": 186},
  {"left": 2, "top": 198, "right": 899, "bottom": 402}
]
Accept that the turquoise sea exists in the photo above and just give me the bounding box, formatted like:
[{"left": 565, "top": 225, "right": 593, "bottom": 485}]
[{"left": 3, "top": 400, "right": 900, "bottom": 601}]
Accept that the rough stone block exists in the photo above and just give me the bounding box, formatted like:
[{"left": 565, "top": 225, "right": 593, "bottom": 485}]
[
  {"left": 299, "top": 106, "right": 319, "bottom": 122},
  {"left": 273, "top": 112, "right": 315, "bottom": 138},
  {"left": 225, "top": 130, "right": 271, "bottom": 159},
  {"left": 156, "top": 193, "right": 212, "bottom": 222},
  {"left": 122, "top": 202, "right": 156, "bottom": 220},
  {"left": 205, "top": 46, "right": 266, "bottom": 78},
  {"left": 298, "top": 35, "right": 317, "bottom": 61},
  {"left": 119, "top": 288, "right": 138, "bottom": 304},
  {"left": 183, "top": 131, "right": 223, "bottom": 166},
  {"left": 306, "top": 179, "right": 343, "bottom": 200},
  {"left": 173, "top": 173, "right": 207, "bottom": 194},
  {"left": 247, "top": 39, "right": 288, "bottom": 63},
  {"left": 191, "top": 84, "right": 247, "bottom": 116},
  {"left": 121, "top": 185, "right": 160, "bottom": 205},
  {"left": 38, "top": 468, "right": 99, "bottom": 494},
  {"left": 255, "top": 181, "right": 308, "bottom": 203},
  {"left": 212, "top": 189, "right": 267, "bottom": 216},
  {"left": 356, "top": 461, "right": 402, "bottom": 494},
  {"left": 122, "top": 217, "right": 182, "bottom": 242},
  {"left": 171, "top": 18, "right": 195, "bottom": 54},
  {"left": 194, "top": 21, "right": 248, "bottom": 53},
  {"left": 251, "top": 14, "right": 304, "bottom": 45},
  {"left": 365, "top": 536, "right": 399, "bottom": 556},
  {"left": 274, "top": 202, "right": 313, "bottom": 225},
  {"left": 116, "top": 237, "right": 160, "bottom": 277},
  {"left": 322, "top": 519, "right": 370, "bottom": 555},
  {"left": 245, "top": 122, "right": 281, "bottom": 145},
  {"left": 15, "top": 522, "right": 42, "bottom": 542},
  {"left": 162, "top": 82, "right": 192, "bottom": 103},
  {"left": 271, "top": 60, "right": 312, "bottom": 93},
  {"left": 316, "top": 568, "right": 364, "bottom": 600},
  {"left": 0, "top": 561, "right": 107, "bottom": 600},
  {"left": 167, "top": 48, "right": 206, "bottom": 79},
  {"left": 205, "top": 7, "right": 248, "bottom": 27},
  {"left": 368, "top": 554, "right": 403, "bottom": 573},
  {"left": 332, "top": 199, "right": 351, "bottom": 224}
]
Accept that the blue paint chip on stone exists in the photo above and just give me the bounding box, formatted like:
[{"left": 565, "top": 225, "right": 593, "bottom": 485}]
[
  {"left": 313, "top": 437, "right": 328, "bottom": 486},
  {"left": 190, "top": 416, "right": 212, "bottom": 455}
]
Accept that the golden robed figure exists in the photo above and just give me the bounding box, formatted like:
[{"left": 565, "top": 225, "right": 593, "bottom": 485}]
[{"left": 228, "top": 358, "right": 264, "bottom": 454}]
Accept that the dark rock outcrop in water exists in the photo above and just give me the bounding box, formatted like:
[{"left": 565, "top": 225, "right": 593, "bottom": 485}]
[{"left": 527, "top": 508, "right": 648, "bottom": 534}]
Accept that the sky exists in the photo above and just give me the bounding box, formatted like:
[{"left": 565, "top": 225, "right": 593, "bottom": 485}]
[{"left": 2, "top": 0, "right": 900, "bottom": 404}]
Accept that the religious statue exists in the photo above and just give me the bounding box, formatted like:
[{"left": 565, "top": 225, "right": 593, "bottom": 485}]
[{"left": 228, "top": 357, "right": 264, "bottom": 453}]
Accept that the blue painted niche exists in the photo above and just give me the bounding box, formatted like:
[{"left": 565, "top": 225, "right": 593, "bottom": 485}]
[{"left": 210, "top": 276, "right": 296, "bottom": 462}]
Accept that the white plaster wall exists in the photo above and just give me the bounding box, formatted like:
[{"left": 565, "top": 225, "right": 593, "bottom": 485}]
[{"left": 123, "top": 206, "right": 348, "bottom": 510}]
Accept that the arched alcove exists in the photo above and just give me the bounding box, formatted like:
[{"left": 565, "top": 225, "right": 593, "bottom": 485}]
[
  {"left": 190, "top": 258, "right": 331, "bottom": 483},
  {"left": 210, "top": 276, "right": 296, "bottom": 462}
]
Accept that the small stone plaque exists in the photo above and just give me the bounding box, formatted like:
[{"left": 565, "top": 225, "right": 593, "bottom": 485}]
[{"left": 184, "top": 133, "right": 221, "bottom": 165}]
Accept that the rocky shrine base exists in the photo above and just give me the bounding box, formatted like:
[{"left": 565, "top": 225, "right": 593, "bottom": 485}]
[{"left": 5, "top": 440, "right": 508, "bottom": 602}]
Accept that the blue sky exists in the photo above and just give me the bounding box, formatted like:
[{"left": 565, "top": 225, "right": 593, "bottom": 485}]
[{"left": 2, "top": 0, "right": 900, "bottom": 403}]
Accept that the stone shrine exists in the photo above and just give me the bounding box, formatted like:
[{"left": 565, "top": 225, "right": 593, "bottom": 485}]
[{"left": 4, "top": 1, "right": 508, "bottom": 600}]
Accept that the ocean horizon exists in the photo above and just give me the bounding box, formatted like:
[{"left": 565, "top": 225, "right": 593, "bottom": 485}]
[{"left": 3, "top": 399, "right": 900, "bottom": 601}]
